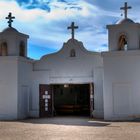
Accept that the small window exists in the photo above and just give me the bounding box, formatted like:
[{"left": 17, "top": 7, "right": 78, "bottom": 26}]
[
  {"left": 0, "top": 42, "right": 8, "bottom": 56},
  {"left": 70, "top": 49, "right": 76, "bottom": 57},
  {"left": 118, "top": 35, "right": 128, "bottom": 51},
  {"left": 19, "top": 41, "right": 25, "bottom": 57}
]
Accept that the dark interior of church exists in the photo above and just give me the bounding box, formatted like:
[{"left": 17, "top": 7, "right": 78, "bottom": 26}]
[{"left": 53, "top": 84, "right": 90, "bottom": 116}]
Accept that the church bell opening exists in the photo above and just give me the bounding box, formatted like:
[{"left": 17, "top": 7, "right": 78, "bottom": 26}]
[{"left": 53, "top": 84, "right": 91, "bottom": 116}]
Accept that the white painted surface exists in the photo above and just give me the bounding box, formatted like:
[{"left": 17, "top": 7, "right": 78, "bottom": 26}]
[
  {"left": 0, "top": 56, "right": 33, "bottom": 120},
  {"left": 32, "top": 39, "right": 104, "bottom": 118},
  {"left": 107, "top": 21, "right": 140, "bottom": 51},
  {"left": 0, "top": 27, "right": 32, "bottom": 120},
  {"left": 113, "top": 83, "right": 131, "bottom": 115},
  {"left": 30, "top": 71, "right": 50, "bottom": 117},
  {"left": 103, "top": 19, "right": 140, "bottom": 120},
  {"left": 103, "top": 51, "right": 140, "bottom": 120},
  {"left": 17, "top": 57, "right": 32, "bottom": 119},
  {"left": 93, "top": 67, "right": 104, "bottom": 118},
  {"left": 1, "top": 19, "right": 140, "bottom": 121},
  {"left": 0, "top": 57, "right": 18, "bottom": 120},
  {"left": 0, "top": 27, "right": 29, "bottom": 57}
]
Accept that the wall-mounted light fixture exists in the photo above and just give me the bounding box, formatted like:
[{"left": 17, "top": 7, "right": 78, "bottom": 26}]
[{"left": 64, "top": 84, "right": 69, "bottom": 88}]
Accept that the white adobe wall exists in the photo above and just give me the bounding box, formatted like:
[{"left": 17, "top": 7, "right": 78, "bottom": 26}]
[
  {"left": 17, "top": 57, "right": 33, "bottom": 119},
  {"left": 31, "top": 39, "right": 104, "bottom": 118},
  {"left": 30, "top": 71, "right": 50, "bottom": 117},
  {"left": 93, "top": 66, "right": 104, "bottom": 118},
  {"left": 0, "top": 57, "right": 18, "bottom": 120},
  {"left": 34, "top": 39, "right": 102, "bottom": 85},
  {"left": 103, "top": 50, "right": 140, "bottom": 120},
  {"left": 0, "top": 28, "right": 29, "bottom": 57},
  {"left": 107, "top": 23, "right": 140, "bottom": 51}
]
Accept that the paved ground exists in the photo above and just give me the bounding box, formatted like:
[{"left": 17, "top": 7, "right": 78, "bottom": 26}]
[{"left": 0, "top": 116, "right": 140, "bottom": 140}]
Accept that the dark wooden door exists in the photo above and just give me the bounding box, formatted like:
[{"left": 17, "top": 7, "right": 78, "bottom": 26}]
[{"left": 39, "top": 84, "right": 53, "bottom": 117}]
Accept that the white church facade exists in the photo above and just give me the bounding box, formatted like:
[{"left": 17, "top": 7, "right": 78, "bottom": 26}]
[{"left": 0, "top": 2, "right": 140, "bottom": 120}]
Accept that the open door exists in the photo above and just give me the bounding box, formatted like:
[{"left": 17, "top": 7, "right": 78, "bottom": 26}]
[
  {"left": 52, "top": 83, "right": 94, "bottom": 117},
  {"left": 39, "top": 84, "right": 53, "bottom": 117}
]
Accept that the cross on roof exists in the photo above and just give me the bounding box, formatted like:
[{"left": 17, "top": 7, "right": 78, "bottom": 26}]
[
  {"left": 120, "top": 2, "right": 132, "bottom": 19},
  {"left": 67, "top": 22, "right": 78, "bottom": 39},
  {"left": 5, "top": 12, "right": 15, "bottom": 27}
]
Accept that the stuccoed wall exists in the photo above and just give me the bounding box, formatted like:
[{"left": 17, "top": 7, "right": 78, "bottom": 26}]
[
  {"left": 31, "top": 39, "right": 104, "bottom": 118},
  {"left": 103, "top": 50, "right": 140, "bottom": 120},
  {"left": 17, "top": 57, "right": 33, "bottom": 119},
  {"left": 0, "top": 57, "right": 18, "bottom": 120}
]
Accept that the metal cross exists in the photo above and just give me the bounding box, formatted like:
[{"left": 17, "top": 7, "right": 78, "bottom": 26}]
[
  {"left": 120, "top": 2, "right": 132, "bottom": 19},
  {"left": 5, "top": 12, "right": 15, "bottom": 27},
  {"left": 67, "top": 22, "right": 78, "bottom": 39}
]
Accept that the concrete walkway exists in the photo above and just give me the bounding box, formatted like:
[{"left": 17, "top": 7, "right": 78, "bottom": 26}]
[{"left": 0, "top": 116, "right": 140, "bottom": 140}]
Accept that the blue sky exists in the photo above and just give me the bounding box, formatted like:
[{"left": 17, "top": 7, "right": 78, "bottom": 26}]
[{"left": 0, "top": 0, "right": 140, "bottom": 59}]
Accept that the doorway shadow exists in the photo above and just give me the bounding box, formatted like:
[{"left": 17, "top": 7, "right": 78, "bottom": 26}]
[{"left": 19, "top": 116, "right": 110, "bottom": 127}]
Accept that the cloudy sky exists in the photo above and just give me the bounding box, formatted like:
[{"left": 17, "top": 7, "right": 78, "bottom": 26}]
[{"left": 0, "top": 0, "right": 140, "bottom": 59}]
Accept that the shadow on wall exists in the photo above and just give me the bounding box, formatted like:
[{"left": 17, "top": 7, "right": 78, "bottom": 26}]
[{"left": 18, "top": 117, "right": 110, "bottom": 127}]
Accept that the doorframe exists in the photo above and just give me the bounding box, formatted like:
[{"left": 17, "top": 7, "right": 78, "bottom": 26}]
[
  {"left": 50, "top": 83, "right": 94, "bottom": 117},
  {"left": 89, "top": 83, "right": 94, "bottom": 117}
]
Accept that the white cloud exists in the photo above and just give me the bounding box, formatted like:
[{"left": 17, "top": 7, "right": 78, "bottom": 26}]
[
  {"left": 0, "top": 0, "right": 111, "bottom": 58},
  {"left": 0, "top": 1, "right": 45, "bottom": 22},
  {"left": 1, "top": 0, "right": 139, "bottom": 59},
  {"left": 0, "top": 0, "right": 99, "bottom": 23}
]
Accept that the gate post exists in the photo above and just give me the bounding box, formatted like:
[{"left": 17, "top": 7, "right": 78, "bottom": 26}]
[{"left": 90, "top": 83, "right": 94, "bottom": 117}]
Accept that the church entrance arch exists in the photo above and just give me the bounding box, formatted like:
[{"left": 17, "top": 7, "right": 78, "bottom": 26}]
[{"left": 39, "top": 83, "right": 94, "bottom": 117}]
